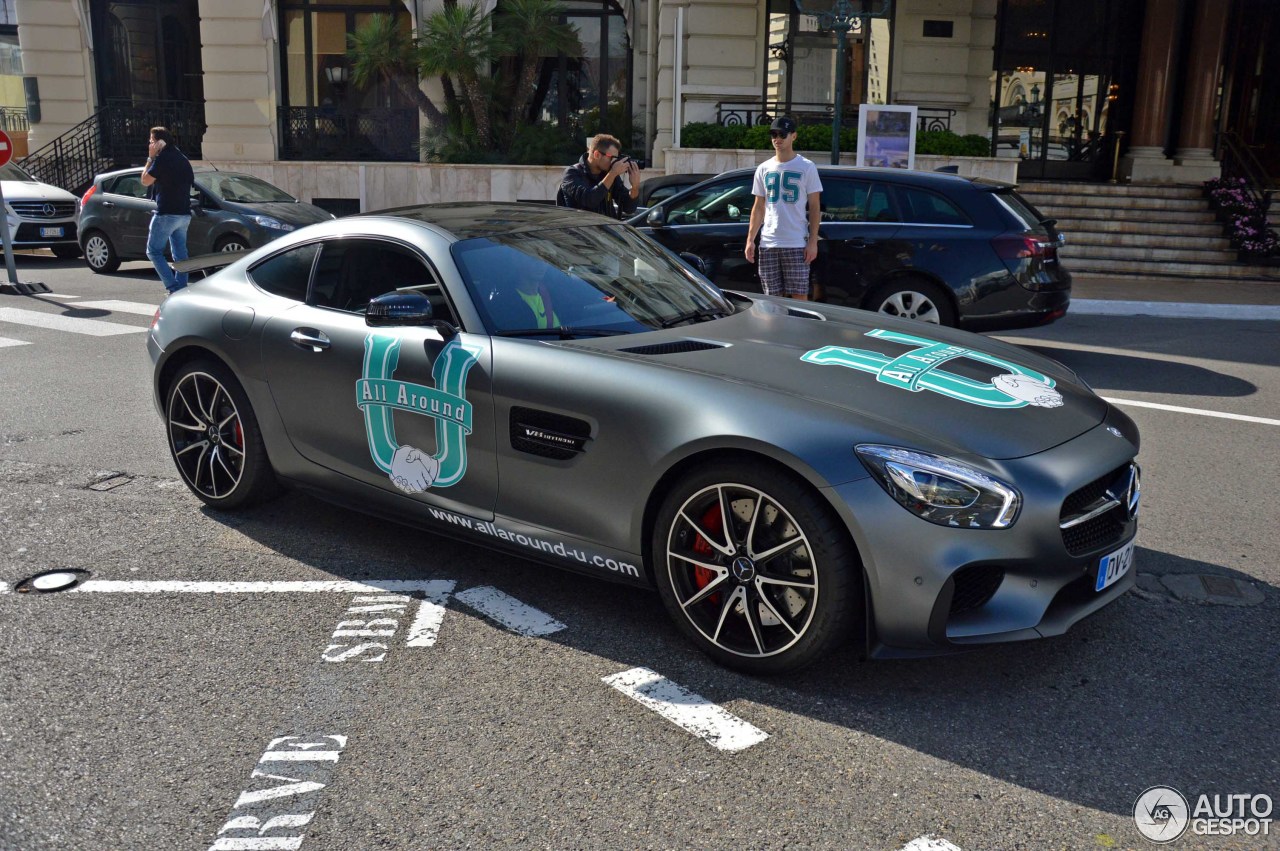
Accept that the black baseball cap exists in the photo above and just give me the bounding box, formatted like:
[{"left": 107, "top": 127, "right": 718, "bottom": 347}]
[{"left": 770, "top": 116, "right": 798, "bottom": 134}]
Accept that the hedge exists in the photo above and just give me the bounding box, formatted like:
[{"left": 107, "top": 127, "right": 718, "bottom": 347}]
[{"left": 681, "top": 122, "right": 991, "bottom": 157}]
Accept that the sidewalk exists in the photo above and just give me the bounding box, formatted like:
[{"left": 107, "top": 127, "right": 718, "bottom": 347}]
[{"left": 1072, "top": 274, "right": 1280, "bottom": 305}]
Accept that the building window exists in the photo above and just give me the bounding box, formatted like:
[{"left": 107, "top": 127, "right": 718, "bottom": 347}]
[{"left": 524, "top": 1, "right": 632, "bottom": 144}]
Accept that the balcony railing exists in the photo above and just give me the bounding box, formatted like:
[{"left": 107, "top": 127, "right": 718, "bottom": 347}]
[
  {"left": 102, "top": 98, "right": 206, "bottom": 161},
  {"left": 278, "top": 107, "right": 419, "bottom": 162},
  {"left": 716, "top": 100, "right": 954, "bottom": 134},
  {"left": 0, "top": 106, "right": 29, "bottom": 134}
]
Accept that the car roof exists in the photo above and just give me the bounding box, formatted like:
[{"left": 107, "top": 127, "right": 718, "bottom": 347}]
[
  {"left": 709, "top": 164, "right": 1014, "bottom": 190},
  {"left": 359, "top": 202, "right": 619, "bottom": 240},
  {"left": 94, "top": 166, "right": 264, "bottom": 183}
]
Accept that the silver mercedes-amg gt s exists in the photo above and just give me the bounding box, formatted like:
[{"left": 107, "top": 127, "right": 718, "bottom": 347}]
[{"left": 148, "top": 203, "right": 1140, "bottom": 673}]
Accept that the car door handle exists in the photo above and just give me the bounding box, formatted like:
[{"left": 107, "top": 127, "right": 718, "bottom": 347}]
[
  {"left": 846, "top": 238, "right": 869, "bottom": 247},
  {"left": 290, "top": 328, "right": 330, "bottom": 351},
  {"left": 101, "top": 201, "right": 115, "bottom": 208}
]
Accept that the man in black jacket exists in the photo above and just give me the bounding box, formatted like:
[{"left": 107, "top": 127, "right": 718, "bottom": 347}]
[
  {"left": 556, "top": 133, "right": 641, "bottom": 219},
  {"left": 139, "top": 125, "right": 195, "bottom": 293}
]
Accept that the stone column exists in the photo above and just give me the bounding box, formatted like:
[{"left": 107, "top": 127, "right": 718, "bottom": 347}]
[
  {"left": 198, "top": 0, "right": 278, "bottom": 162},
  {"left": 15, "top": 0, "right": 94, "bottom": 150},
  {"left": 1123, "top": 0, "right": 1179, "bottom": 181},
  {"left": 1173, "top": 0, "right": 1230, "bottom": 179}
]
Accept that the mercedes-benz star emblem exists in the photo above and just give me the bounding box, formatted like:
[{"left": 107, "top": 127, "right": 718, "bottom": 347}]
[
  {"left": 731, "top": 557, "right": 756, "bottom": 583},
  {"left": 42, "top": 202, "right": 56, "bottom": 217}
]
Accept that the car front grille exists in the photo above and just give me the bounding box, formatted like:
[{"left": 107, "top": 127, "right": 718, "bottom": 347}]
[
  {"left": 1059, "top": 463, "right": 1135, "bottom": 556},
  {"left": 948, "top": 564, "right": 1004, "bottom": 614},
  {"left": 10, "top": 201, "right": 77, "bottom": 219},
  {"left": 14, "top": 222, "right": 78, "bottom": 242}
]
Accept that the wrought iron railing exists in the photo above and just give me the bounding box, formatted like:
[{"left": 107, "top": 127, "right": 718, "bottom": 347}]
[
  {"left": 716, "top": 100, "right": 954, "bottom": 134},
  {"left": 18, "top": 110, "right": 115, "bottom": 193},
  {"left": 101, "top": 98, "right": 206, "bottom": 161},
  {"left": 1218, "top": 130, "right": 1275, "bottom": 217},
  {"left": 0, "top": 106, "right": 29, "bottom": 133},
  {"left": 18, "top": 100, "right": 205, "bottom": 193},
  {"left": 278, "top": 107, "right": 419, "bottom": 162}
]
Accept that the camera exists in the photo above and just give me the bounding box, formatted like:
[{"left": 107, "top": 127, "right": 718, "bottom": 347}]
[{"left": 614, "top": 154, "right": 643, "bottom": 170}]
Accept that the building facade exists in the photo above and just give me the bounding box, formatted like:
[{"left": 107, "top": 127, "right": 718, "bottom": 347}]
[{"left": 7, "top": 0, "right": 1277, "bottom": 208}]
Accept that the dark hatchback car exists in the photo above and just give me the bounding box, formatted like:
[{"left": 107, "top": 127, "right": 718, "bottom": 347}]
[
  {"left": 630, "top": 166, "right": 1069, "bottom": 330},
  {"left": 78, "top": 167, "right": 334, "bottom": 273}
]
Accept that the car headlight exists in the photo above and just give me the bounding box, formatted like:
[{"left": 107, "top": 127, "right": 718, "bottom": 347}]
[
  {"left": 250, "top": 215, "right": 294, "bottom": 231},
  {"left": 855, "top": 445, "right": 1021, "bottom": 529}
]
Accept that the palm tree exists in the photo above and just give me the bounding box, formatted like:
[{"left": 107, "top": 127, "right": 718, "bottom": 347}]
[
  {"left": 347, "top": 14, "right": 445, "bottom": 128},
  {"left": 417, "top": 2, "right": 498, "bottom": 147},
  {"left": 493, "top": 0, "right": 582, "bottom": 128}
]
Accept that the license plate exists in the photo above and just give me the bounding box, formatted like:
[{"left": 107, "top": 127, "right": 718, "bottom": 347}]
[
  {"left": 1095, "top": 539, "right": 1135, "bottom": 592},
  {"left": 40, "top": 226, "right": 64, "bottom": 238}
]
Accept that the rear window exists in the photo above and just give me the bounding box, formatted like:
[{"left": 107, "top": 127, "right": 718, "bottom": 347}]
[
  {"left": 893, "top": 186, "right": 971, "bottom": 226},
  {"left": 992, "top": 190, "right": 1045, "bottom": 231},
  {"left": 249, "top": 243, "right": 319, "bottom": 302}
]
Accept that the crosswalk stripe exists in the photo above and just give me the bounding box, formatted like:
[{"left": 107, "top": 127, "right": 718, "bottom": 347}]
[
  {"left": 75, "top": 300, "right": 161, "bottom": 316},
  {"left": 0, "top": 336, "right": 31, "bottom": 348},
  {"left": 0, "top": 307, "right": 147, "bottom": 336},
  {"left": 44, "top": 294, "right": 80, "bottom": 300},
  {"left": 603, "top": 666, "right": 770, "bottom": 752}
]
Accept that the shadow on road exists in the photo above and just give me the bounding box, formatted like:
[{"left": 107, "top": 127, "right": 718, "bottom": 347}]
[{"left": 1016, "top": 344, "right": 1258, "bottom": 398}]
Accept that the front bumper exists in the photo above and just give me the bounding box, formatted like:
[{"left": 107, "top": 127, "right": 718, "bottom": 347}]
[
  {"left": 8, "top": 218, "right": 79, "bottom": 247},
  {"left": 826, "top": 415, "right": 1139, "bottom": 658}
]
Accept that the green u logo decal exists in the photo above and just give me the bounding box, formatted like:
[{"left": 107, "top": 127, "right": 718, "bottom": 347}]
[{"left": 356, "top": 335, "right": 482, "bottom": 490}]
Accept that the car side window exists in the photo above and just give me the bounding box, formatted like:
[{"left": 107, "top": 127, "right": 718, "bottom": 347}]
[
  {"left": 666, "top": 177, "right": 753, "bottom": 225},
  {"left": 107, "top": 175, "right": 148, "bottom": 199},
  {"left": 821, "top": 179, "right": 898, "bottom": 223},
  {"left": 309, "top": 239, "right": 454, "bottom": 322},
  {"left": 893, "top": 186, "right": 971, "bottom": 226},
  {"left": 248, "top": 243, "right": 320, "bottom": 302}
]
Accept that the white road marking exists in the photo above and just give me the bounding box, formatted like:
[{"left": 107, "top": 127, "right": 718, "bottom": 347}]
[
  {"left": 1103, "top": 397, "right": 1280, "bottom": 427},
  {"left": 66, "top": 580, "right": 455, "bottom": 594},
  {"left": 900, "top": 836, "right": 963, "bottom": 851},
  {"left": 1072, "top": 299, "right": 1280, "bottom": 321},
  {"left": 405, "top": 584, "right": 455, "bottom": 647},
  {"left": 602, "top": 666, "right": 770, "bottom": 752},
  {"left": 74, "top": 299, "right": 161, "bottom": 316},
  {"left": 44, "top": 294, "right": 80, "bottom": 300},
  {"left": 0, "top": 582, "right": 9, "bottom": 594},
  {"left": 0, "top": 336, "right": 30, "bottom": 348},
  {"left": 0, "top": 307, "right": 147, "bottom": 336},
  {"left": 454, "top": 585, "right": 566, "bottom": 636}
]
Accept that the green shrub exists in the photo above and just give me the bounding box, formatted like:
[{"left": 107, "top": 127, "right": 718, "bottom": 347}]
[
  {"left": 681, "top": 122, "right": 749, "bottom": 149},
  {"left": 682, "top": 122, "right": 991, "bottom": 158},
  {"left": 916, "top": 131, "right": 991, "bottom": 157},
  {"left": 505, "top": 122, "right": 582, "bottom": 165}
]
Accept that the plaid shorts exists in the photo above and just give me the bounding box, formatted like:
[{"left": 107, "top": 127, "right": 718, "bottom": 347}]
[{"left": 757, "top": 246, "right": 809, "bottom": 296}]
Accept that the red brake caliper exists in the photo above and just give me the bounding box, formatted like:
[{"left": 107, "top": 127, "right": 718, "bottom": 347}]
[
  {"left": 234, "top": 420, "right": 244, "bottom": 449},
  {"left": 691, "top": 505, "right": 723, "bottom": 602}
]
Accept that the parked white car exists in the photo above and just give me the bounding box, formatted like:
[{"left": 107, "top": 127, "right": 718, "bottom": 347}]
[{"left": 1, "top": 161, "right": 81, "bottom": 258}]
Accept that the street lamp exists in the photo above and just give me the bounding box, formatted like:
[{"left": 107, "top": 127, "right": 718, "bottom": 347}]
[{"left": 793, "top": 0, "right": 893, "bottom": 165}]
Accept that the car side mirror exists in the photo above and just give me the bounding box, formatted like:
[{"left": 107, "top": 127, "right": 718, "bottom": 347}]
[
  {"left": 365, "top": 291, "right": 456, "bottom": 338},
  {"left": 679, "top": 252, "right": 708, "bottom": 275},
  {"left": 646, "top": 206, "right": 667, "bottom": 227},
  {"left": 190, "top": 197, "right": 204, "bottom": 216}
]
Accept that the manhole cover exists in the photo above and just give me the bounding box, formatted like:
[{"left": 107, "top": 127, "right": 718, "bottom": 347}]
[
  {"left": 1199, "top": 575, "right": 1243, "bottom": 598},
  {"left": 1161, "top": 574, "right": 1263, "bottom": 607},
  {"left": 15, "top": 569, "right": 91, "bottom": 593}
]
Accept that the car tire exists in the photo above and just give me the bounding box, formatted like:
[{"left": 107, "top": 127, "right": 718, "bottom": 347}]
[
  {"left": 82, "top": 230, "right": 120, "bottom": 273},
  {"left": 865, "top": 278, "right": 957, "bottom": 327},
  {"left": 652, "top": 461, "right": 861, "bottom": 674},
  {"left": 51, "top": 244, "right": 82, "bottom": 259},
  {"left": 165, "top": 359, "right": 279, "bottom": 510},
  {"left": 215, "top": 235, "right": 250, "bottom": 253}
]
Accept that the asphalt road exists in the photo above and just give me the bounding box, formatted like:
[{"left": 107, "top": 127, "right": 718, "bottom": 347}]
[{"left": 1, "top": 254, "right": 1277, "bottom": 851}]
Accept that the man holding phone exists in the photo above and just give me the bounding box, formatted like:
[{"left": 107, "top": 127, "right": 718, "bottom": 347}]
[
  {"left": 556, "top": 133, "right": 642, "bottom": 219},
  {"left": 140, "top": 125, "right": 194, "bottom": 294}
]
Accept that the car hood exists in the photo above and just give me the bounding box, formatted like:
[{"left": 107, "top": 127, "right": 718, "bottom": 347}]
[
  {"left": 1, "top": 180, "right": 79, "bottom": 204},
  {"left": 225, "top": 201, "right": 333, "bottom": 225},
  {"left": 585, "top": 297, "right": 1105, "bottom": 460}
]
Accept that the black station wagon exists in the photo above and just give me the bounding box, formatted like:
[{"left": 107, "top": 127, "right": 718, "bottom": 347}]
[{"left": 630, "top": 166, "right": 1070, "bottom": 331}]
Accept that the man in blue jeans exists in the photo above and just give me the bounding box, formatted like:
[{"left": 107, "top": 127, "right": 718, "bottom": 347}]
[{"left": 139, "top": 126, "right": 194, "bottom": 294}]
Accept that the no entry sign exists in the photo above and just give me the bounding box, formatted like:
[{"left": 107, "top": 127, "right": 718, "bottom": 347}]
[{"left": 0, "top": 129, "right": 11, "bottom": 167}]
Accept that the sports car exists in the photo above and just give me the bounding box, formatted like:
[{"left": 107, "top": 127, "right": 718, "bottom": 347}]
[{"left": 149, "top": 203, "right": 1140, "bottom": 673}]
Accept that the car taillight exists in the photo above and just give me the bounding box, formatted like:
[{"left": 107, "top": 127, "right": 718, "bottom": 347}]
[
  {"left": 992, "top": 234, "right": 1047, "bottom": 262},
  {"left": 151, "top": 307, "right": 161, "bottom": 329},
  {"left": 81, "top": 185, "right": 96, "bottom": 207}
]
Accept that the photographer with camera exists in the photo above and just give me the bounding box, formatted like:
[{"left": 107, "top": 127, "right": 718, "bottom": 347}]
[{"left": 556, "top": 133, "right": 642, "bottom": 219}]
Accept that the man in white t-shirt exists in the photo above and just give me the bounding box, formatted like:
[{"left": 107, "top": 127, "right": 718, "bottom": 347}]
[{"left": 745, "top": 116, "right": 823, "bottom": 300}]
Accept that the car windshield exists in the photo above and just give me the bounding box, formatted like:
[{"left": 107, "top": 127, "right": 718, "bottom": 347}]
[
  {"left": 0, "top": 162, "right": 36, "bottom": 181},
  {"left": 197, "top": 173, "right": 295, "bottom": 204},
  {"left": 451, "top": 224, "right": 734, "bottom": 336}
]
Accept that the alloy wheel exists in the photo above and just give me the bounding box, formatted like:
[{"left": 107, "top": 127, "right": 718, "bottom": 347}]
[
  {"left": 878, "top": 289, "right": 943, "bottom": 323},
  {"left": 665, "top": 482, "right": 818, "bottom": 658},
  {"left": 167, "top": 371, "right": 246, "bottom": 500}
]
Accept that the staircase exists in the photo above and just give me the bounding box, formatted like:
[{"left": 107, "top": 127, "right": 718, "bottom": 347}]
[{"left": 1015, "top": 181, "right": 1280, "bottom": 283}]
